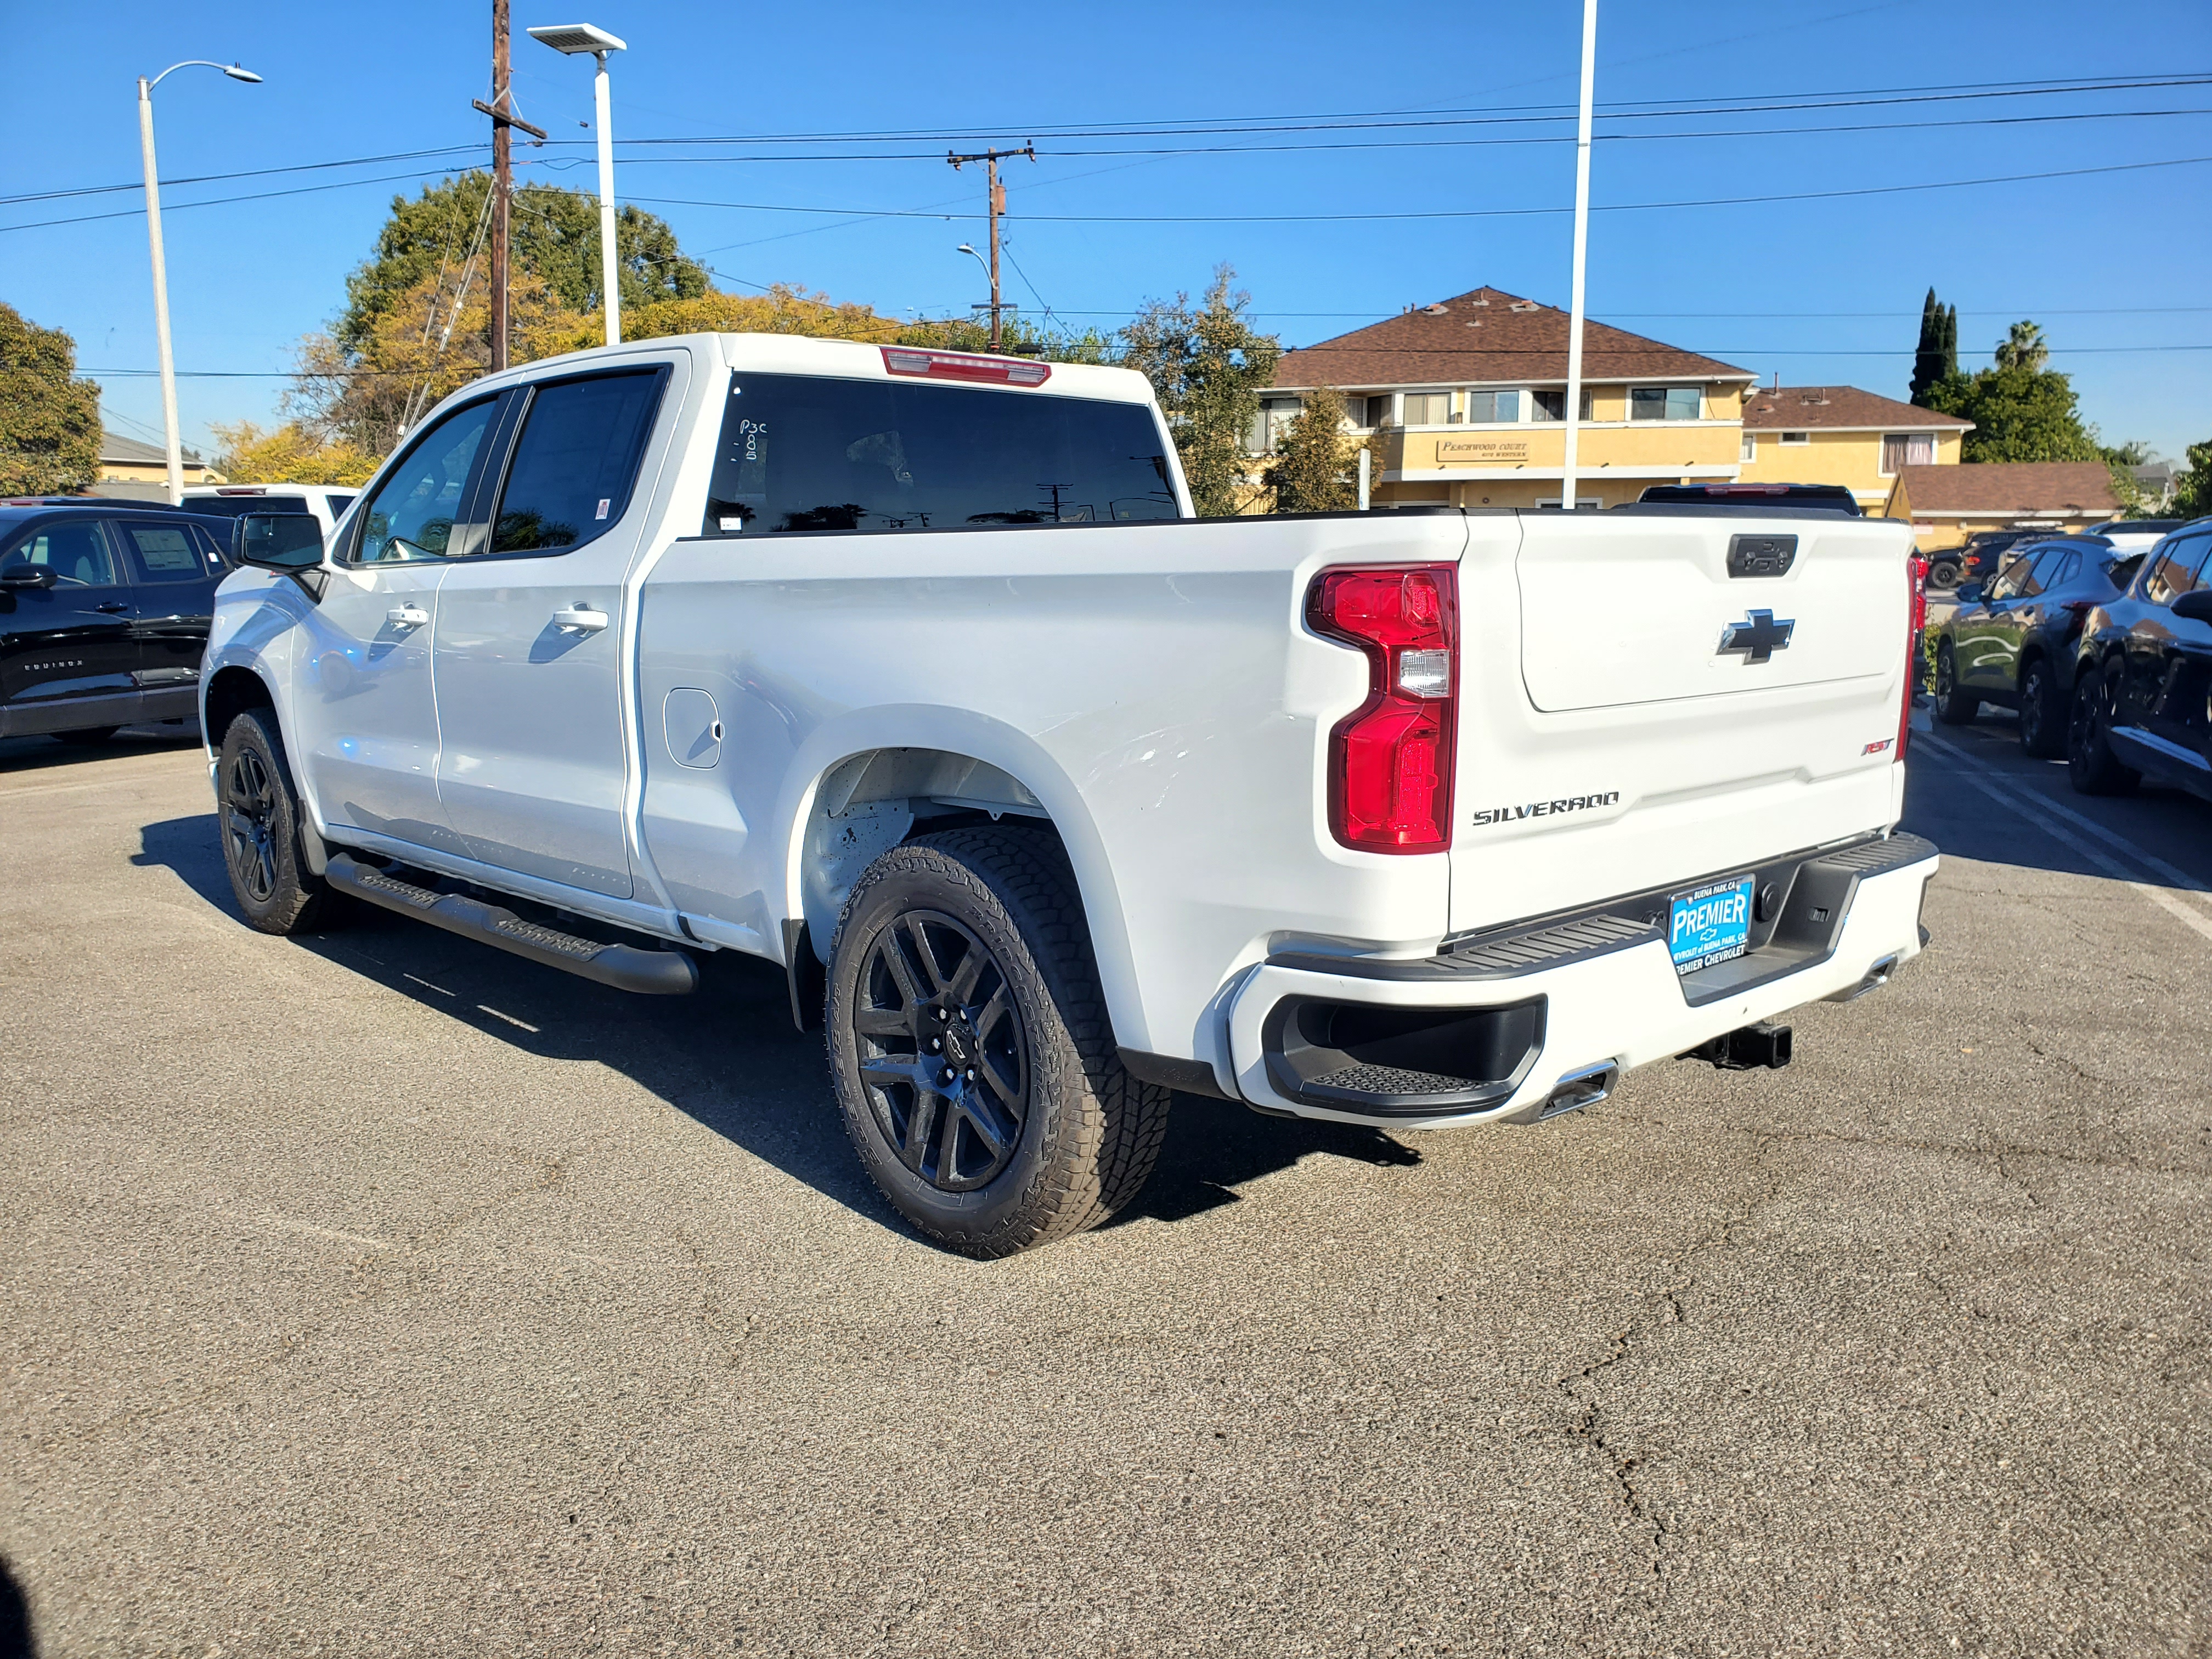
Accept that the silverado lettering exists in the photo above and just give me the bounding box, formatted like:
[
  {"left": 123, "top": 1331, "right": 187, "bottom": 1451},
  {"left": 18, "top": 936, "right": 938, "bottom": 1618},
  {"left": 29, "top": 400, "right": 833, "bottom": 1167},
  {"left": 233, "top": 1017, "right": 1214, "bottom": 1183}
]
[{"left": 1471, "top": 791, "right": 1622, "bottom": 827}]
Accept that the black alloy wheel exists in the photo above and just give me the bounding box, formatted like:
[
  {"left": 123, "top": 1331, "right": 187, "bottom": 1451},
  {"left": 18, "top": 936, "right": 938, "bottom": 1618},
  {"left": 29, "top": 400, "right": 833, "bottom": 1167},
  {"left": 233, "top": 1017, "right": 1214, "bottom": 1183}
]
[
  {"left": 1934, "top": 641, "right": 1979, "bottom": 725},
  {"left": 853, "top": 910, "right": 1030, "bottom": 1193},
  {"left": 1929, "top": 560, "right": 1961, "bottom": 589},
  {"left": 2067, "top": 657, "right": 2141, "bottom": 796},
  {"left": 2018, "top": 659, "right": 2059, "bottom": 758},
  {"left": 223, "top": 744, "right": 281, "bottom": 906}
]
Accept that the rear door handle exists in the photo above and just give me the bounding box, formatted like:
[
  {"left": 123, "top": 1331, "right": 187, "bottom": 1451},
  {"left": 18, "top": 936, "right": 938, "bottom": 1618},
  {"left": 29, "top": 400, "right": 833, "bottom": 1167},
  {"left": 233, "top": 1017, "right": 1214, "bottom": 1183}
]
[
  {"left": 552, "top": 604, "right": 610, "bottom": 633},
  {"left": 386, "top": 605, "right": 429, "bottom": 629},
  {"left": 95, "top": 602, "right": 131, "bottom": 614}
]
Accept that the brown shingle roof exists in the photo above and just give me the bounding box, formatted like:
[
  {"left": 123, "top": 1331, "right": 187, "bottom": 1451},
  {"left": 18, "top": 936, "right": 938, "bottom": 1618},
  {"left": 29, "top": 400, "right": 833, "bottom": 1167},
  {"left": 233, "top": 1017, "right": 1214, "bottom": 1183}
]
[
  {"left": 1894, "top": 462, "right": 2119, "bottom": 515},
  {"left": 1743, "top": 385, "right": 1971, "bottom": 432},
  {"left": 1271, "top": 286, "right": 1754, "bottom": 390}
]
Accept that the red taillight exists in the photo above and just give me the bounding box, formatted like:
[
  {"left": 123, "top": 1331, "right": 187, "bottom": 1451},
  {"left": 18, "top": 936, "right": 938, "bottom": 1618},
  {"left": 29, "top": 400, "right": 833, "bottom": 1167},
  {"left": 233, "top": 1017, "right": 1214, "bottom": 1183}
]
[
  {"left": 1899, "top": 553, "right": 1928, "bottom": 761},
  {"left": 1307, "top": 565, "right": 1458, "bottom": 853},
  {"left": 879, "top": 346, "right": 1051, "bottom": 387}
]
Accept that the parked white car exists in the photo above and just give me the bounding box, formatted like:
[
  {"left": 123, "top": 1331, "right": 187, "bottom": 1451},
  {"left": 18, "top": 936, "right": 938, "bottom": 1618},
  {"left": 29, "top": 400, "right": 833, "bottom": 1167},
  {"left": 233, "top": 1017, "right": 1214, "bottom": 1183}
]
[
  {"left": 200, "top": 334, "right": 1938, "bottom": 1255},
  {"left": 181, "top": 483, "right": 358, "bottom": 550}
]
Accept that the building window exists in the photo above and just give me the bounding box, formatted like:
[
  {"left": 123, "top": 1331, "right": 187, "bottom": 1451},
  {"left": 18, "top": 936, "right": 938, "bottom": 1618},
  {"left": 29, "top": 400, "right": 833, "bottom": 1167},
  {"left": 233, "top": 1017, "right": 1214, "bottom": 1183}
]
[
  {"left": 1779, "top": 430, "right": 1810, "bottom": 446},
  {"left": 1880, "top": 432, "right": 1936, "bottom": 473},
  {"left": 1630, "top": 386, "right": 1702, "bottom": 421},
  {"left": 1401, "top": 392, "right": 1451, "bottom": 426},
  {"left": 1365, "top": 394, "right": 1396, "bottom": 428},
  {"left": 1251, "top": 397, "right": 1301, "bottom": 453},
  {"left": 1530, "top": 388, "right": 1595, "bottom": 422},
  {"left": 1740, "top": 432, "right": 1757, "bottom": 461},
  {"left": 1463, "top": 390, "right": 1520, "bottom": 424}
]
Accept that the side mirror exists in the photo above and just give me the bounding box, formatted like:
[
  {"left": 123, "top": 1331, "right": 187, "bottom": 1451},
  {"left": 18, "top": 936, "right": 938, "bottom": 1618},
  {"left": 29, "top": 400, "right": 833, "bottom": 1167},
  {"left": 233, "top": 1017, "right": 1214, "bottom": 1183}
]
[
  {"left": 236, "top": 512, "right": 324, "bottom": 572},
  {"left": 0, "top": 562, "right": 57, "bottom": 590},
  {"left": 2172, "top": 589, "right": 2212, "bottom": 624},
  {"left": 1955, "top": 581, "right": 1984, "bottom": 605}
]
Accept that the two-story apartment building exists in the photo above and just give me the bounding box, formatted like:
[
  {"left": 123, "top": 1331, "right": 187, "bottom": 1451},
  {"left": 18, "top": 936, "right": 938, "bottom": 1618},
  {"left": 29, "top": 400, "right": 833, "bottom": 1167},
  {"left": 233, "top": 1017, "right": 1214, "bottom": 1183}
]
[
  {"left": 1739, "top": 385, "right": 1971, "bottom": 515},
  {"left": 1262, "top": 287, "right": 1757, "bottom": 510}
]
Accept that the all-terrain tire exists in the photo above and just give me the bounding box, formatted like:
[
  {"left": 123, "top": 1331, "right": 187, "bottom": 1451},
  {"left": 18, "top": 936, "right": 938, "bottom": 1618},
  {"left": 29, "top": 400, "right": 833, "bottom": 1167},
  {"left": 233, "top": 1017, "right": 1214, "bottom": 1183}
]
[
  {"left": 217, "top": 709, "right": 343, "bottom": 934},
  {"left": 2017, "top": 657, "right": 2063, "bottom": 758},
  {"left": 1933, "top": 642, "right": 1979, "bottom": 725},
  {"left": 2066, "top": 657, "right": 2141, "bottom": 797},
  {"left": 825, "top": 826, "right": 1171, "bottom": 1257}
]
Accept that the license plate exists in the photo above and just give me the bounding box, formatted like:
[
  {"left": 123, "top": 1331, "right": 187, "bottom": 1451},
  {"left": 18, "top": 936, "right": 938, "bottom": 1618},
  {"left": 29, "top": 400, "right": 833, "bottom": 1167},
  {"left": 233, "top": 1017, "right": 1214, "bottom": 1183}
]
[{"left": 1669, "top": 876, "right": 1756, "bottom": 976}]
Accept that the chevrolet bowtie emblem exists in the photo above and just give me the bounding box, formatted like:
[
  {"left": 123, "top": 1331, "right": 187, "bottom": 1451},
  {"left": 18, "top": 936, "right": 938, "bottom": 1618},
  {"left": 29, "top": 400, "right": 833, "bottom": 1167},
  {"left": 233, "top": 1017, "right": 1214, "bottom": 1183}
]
[{"left": 1718, "top": 610, "right": 1795, "bottom": 664}]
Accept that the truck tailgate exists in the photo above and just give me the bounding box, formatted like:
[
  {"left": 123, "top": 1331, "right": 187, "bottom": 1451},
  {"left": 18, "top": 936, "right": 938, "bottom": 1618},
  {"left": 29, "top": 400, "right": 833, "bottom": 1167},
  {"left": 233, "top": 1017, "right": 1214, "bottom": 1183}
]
[{"left": 1449, "top": 510, "right": 1914, "bottom": 938}]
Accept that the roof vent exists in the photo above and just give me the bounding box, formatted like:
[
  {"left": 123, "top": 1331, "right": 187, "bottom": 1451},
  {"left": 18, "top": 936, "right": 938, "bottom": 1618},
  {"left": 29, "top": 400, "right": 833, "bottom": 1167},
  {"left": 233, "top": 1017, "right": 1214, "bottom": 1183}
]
[
  {"left": 1468, "top": 297, "right": 1491, "bottom": 307},
  {"left": 1423, "top": 304, "right": 1448, "bottom": 315},
  {"left": 1508, "top": 301, "right": 1540, "bottom": 313},
  {"left": 1464, "top": 321, "right": 1482, "bottom": 329}
]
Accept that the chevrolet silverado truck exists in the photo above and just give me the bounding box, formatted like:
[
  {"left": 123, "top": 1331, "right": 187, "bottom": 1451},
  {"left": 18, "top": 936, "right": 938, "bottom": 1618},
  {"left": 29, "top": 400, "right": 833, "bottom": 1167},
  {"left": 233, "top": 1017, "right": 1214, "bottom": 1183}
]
[{"left": 200, "top": 334, "right": 1938, "bottom": 1256}]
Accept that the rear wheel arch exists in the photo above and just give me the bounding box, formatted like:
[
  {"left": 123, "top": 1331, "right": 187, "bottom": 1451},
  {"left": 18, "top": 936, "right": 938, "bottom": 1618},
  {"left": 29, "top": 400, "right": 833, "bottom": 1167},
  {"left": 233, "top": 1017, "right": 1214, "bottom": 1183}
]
[{"left": 785, "top": 739, "right": 1142, "bottom": 1046}]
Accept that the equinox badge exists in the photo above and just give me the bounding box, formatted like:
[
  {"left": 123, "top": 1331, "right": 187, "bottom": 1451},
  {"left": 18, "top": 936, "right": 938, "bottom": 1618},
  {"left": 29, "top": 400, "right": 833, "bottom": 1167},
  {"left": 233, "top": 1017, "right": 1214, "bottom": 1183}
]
[{"left": 1718, "top": 610, "right": 1795, "bottom": 664}]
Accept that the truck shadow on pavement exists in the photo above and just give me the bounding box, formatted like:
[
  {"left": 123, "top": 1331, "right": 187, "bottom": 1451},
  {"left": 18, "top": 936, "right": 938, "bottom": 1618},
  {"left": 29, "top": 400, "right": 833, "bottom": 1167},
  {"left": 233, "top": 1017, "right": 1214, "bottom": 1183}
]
[{"left": 133, "top": 812, "right": 1418, "bottom": 1244}]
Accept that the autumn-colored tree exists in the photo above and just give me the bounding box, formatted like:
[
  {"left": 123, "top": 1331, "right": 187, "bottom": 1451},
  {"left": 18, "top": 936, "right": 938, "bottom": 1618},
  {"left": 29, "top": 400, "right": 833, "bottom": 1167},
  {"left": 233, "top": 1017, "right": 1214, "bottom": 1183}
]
[
  {"left": 0, "top": 303, "right": 100, "bottom": 495},
  {"left": 210, "top": 420, "right": 381, "bottom": 487}
]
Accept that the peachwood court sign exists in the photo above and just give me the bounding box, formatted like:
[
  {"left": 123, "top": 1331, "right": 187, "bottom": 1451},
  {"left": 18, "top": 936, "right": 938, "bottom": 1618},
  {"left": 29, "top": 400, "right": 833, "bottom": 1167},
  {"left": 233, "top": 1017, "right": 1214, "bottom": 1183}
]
[{"left": 1435, "top": 438, "right": 1531, "bottom": 465}]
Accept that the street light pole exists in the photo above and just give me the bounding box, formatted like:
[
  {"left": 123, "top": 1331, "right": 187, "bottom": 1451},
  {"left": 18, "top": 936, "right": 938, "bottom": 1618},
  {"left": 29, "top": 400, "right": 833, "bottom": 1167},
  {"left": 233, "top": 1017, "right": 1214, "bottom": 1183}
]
[
  {"left": 1559, "top": 0, "right": 1598, "bottom": 512},
  {"left": 137, "top": 60, "right": 259, "bottom": 504},
  {"left": 527, "top": 24, "right": 628, "bottom": 347}
]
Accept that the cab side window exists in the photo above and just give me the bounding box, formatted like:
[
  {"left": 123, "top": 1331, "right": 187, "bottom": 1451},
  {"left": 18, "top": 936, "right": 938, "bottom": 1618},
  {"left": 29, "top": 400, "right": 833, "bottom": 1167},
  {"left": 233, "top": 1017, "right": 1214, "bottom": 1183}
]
[
  {"left": 1, "top": 522, "right": 118, "bottom": 588},
  {"left": 352, "top": 399, "right": 496, "bottom": 565},
  {"left": 2145, "top": 535, "right": 2212, "bottom": 605},
  {"left": 1988, "top": 552, "right": 2039, "bottom": 601},
  {"left": 117, "top": 522, "right": 216, "bottom": 583},
  {"left": 487, "top": 370, "right": 664, "bottom": 555}
]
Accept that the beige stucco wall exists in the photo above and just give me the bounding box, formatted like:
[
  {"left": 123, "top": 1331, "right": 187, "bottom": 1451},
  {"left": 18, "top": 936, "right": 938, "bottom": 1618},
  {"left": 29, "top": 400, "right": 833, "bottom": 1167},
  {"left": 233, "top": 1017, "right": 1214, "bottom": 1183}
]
[
  {"left": 100, "top": 459, "right": 224, "bottom": 486},
  {"left": 1739, "top": 428, "right": 1961, "bottom": 504},
  {"left": 1384, "top": 413, "right": 1742, "bottom": 478}
]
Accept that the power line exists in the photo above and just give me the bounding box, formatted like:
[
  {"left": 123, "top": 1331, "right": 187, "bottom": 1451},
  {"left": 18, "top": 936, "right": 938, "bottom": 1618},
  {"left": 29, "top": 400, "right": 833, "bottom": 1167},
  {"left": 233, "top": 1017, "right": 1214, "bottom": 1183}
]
[
  {"left": 619, "top": 153, "right": 2212, "bottom": 227},
  {"left": 0, "top": 166, "right": 493, "bottom": 235},
  {"left": 0, "top": 144, "right": 487, "bottom": 209}
]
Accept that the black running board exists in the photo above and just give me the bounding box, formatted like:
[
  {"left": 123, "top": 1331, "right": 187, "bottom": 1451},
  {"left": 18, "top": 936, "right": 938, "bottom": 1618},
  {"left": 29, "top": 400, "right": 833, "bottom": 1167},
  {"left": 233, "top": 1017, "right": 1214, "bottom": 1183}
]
[{"left": 325, "top": 854, "right": 697, "bottom": 995}]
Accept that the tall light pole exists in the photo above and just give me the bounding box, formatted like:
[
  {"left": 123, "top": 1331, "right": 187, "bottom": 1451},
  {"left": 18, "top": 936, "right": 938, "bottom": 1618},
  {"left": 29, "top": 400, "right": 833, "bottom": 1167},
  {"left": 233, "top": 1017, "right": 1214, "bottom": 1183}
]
[
  {"left": 138, "top": 59, "right": 261, "bottom": 504},
  {"left": 1559, "top": 0, "right": 1597, "bottom": 512},
  {"left": 528, "top": 23, "right": 628, "bottom": 347}
]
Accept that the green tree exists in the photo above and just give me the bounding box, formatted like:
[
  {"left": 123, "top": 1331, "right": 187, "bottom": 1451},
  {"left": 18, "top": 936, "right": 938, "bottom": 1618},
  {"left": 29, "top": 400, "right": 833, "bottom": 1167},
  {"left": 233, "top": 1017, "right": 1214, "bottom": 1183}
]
[
  {"left": 2166, "top": 440, "right": 2212, "bottom": 520},
  {"left": 1994, "top": 320, "right": 2049, "bottom": 371},
  {"left": 1263, "top": 387, "right": 1356, "bottom": 513},
  {"left": 1908, "top": 287, "right": 1957, "bottom": 406},
  {"left": 337, "top": 172, "right": 709, "bottom": 351},
  {"left": 1121, "top": 266, "right": 1282, "bottom": 516},
  {"left": 0, "top": 304, "right": 101, "bottom": 496},
  {"left": 1923, "top": 321, "right": 2099, "bottom": 462}
]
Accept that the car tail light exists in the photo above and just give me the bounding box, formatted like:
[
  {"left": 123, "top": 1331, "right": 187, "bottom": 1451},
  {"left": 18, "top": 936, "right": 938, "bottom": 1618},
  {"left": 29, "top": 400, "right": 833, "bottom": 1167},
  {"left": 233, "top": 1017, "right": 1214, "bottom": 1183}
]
[
  {"left": 1898, "top": 553, "right": 1928, "bottom": 762},
  {"left": 880, "top": 346, "right": 1051, "bottom": 387},
  {"left": 1307, "top": 566, "right": 1457, "bottom": 853}
]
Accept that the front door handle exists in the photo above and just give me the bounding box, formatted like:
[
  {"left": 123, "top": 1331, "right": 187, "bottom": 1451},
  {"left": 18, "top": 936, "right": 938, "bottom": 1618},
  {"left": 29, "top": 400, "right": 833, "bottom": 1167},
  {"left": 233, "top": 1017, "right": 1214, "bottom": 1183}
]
[
  {"left": 95, "top": 602, "right": 130, "bottom": 614},
  {"left": 386, "top": 605, "right": 429, "bottom": 629},
  {"left": 552, "top": 603, "right": 610, "bottom": 633}
]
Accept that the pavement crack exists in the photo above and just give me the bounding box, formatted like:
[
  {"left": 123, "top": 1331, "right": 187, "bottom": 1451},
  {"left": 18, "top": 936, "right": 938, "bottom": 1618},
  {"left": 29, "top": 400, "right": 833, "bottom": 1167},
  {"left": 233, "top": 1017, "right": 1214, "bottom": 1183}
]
[{"left": 1551, "top": 1130, "right": 1782, "bottom": 1598}]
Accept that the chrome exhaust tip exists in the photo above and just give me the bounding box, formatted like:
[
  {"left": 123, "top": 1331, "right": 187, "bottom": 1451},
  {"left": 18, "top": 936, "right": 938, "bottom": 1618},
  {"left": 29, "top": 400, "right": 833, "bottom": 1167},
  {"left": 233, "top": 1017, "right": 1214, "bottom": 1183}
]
[
  {"left": 1540, "top": 1062, "right": 1619, "bottom": 1120},
  {"left": 1825, "top": 953, "right": 1901, "bottom": 1004}
]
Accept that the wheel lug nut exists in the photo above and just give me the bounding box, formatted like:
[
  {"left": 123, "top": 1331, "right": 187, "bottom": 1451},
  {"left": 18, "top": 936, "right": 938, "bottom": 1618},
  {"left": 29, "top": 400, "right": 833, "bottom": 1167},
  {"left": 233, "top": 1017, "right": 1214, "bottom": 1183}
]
[
  {"left": 928, "top": 1039, "right": 940, "bottom": 1052},
  {"left": 964, "top": 1068, "right": 976, "bottom": 1081}
]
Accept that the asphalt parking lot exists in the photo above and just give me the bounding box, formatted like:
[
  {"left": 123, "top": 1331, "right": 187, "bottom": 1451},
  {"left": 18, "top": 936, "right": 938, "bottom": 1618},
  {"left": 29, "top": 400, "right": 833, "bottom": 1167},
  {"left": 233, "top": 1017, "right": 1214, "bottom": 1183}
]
[{"left": 2, "top": 716, "right": 2207, "bottom": 1657}]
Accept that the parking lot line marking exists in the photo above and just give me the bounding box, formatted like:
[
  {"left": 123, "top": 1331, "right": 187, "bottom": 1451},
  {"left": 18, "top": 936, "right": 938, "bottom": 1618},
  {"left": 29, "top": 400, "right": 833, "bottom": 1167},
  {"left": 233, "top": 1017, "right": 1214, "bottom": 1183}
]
[
  {"left": 1922, "top": 744, "right": 2212, "bottom": 946},
  {"left": 1920, "top": 731, "right": 2212, "bottom": 909}
]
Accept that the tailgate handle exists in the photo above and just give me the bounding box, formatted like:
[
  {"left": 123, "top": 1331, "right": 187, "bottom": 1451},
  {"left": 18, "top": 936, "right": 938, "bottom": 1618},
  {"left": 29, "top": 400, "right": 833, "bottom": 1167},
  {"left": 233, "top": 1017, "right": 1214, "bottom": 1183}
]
[{"left": 1727, "top": 534, "right": 1798, "bottom": 578}]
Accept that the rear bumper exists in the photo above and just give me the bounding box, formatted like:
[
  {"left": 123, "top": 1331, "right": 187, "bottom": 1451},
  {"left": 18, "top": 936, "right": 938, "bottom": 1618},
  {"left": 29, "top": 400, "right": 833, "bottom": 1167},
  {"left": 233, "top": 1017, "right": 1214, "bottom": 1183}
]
[{"left": 1225, "top": 832, "right": 1938, "bottom": 1130}]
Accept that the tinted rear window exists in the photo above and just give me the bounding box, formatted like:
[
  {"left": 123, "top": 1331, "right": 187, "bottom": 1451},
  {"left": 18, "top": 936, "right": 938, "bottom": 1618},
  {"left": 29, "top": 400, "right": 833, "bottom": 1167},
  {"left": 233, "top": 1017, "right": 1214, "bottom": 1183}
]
[
  {"left": 703, "top": 373, "right": 1179, "bottom": 535},
  {"left": 182, "top": 495, "right": 311, "bottom": 518}
]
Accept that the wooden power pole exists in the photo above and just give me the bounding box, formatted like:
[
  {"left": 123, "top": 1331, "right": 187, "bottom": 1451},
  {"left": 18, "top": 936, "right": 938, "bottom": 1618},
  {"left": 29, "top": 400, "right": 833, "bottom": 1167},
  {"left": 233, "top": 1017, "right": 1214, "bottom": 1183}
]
[
  {"left": 473, "top": 0, "right": 546, "bottom": 370},
  {"left": 947, "top": 144, "right": 1033, "bottom": 351}
]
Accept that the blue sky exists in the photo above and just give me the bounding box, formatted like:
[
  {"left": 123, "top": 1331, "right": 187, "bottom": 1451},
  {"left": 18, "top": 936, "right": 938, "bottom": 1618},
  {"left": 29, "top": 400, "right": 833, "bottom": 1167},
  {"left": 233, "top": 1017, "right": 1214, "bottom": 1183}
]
[{"left": 6, "top": 0, "right": 2208, "bottom": 461}]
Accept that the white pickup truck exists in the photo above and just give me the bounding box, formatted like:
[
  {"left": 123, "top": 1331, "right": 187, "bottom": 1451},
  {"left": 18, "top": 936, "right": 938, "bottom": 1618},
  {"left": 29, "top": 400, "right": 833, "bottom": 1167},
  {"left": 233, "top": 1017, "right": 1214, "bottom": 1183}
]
[{"left": 202, "top": 333, "right": 1937, "bottom": 1256}]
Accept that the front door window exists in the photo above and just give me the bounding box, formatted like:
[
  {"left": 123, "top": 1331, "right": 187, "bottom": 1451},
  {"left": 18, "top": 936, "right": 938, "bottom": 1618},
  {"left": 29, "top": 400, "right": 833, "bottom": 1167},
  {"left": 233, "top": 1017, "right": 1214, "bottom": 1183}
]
[{"left": 354, "top": 400, "right": 495, "bottom": 564}]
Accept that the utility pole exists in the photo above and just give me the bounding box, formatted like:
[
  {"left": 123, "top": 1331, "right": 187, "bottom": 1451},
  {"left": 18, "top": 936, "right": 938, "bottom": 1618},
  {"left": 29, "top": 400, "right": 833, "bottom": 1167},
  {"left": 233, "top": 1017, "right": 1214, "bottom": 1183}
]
[
  {"left": 947, "top": 144, "right": 1032, "bottom": 351},
  {"left": 1559, "top": 0, "right": 1598, "bottom": 511},
  {"left": 472, "top": 0, "right": 546, "bottom": 371}
]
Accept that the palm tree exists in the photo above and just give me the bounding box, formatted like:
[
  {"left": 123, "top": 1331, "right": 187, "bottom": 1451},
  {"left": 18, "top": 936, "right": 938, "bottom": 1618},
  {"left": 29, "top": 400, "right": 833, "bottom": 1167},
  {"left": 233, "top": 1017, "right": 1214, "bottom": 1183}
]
[{"left": 1995, "top": 320, "right": 2049, "bottom": 371}]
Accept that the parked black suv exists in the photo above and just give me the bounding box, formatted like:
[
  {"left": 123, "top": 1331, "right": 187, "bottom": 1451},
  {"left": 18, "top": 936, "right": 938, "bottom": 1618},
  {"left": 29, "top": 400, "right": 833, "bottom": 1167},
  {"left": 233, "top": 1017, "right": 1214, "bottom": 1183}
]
[
  {"left": 0, "top": 502, "right": 232, "bottom": 744},
  {"left": 2069, "top": 520, "right": 2212, "bottom": 802},
  {"left": 1929, "top": 526, "right": 2061, "bottom": 591},
  {"left": 1932, "top": 537, "right": 2142, "bottom": 755}
]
